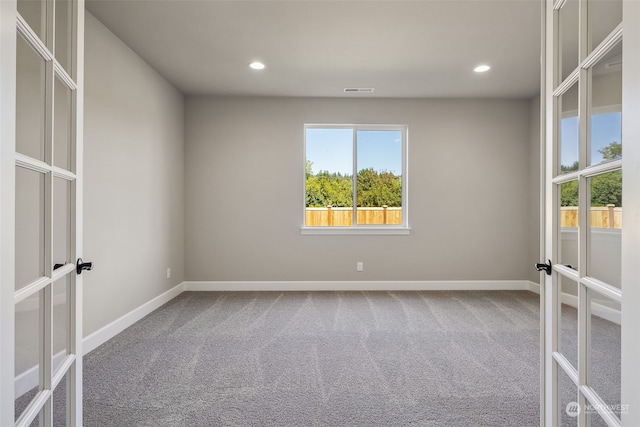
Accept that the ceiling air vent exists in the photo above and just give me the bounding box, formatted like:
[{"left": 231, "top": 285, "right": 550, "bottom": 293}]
[
  {"left": 343, "top": 87, "right": 375, "bottom": 93},
  {"left": 605, "top": 60, "right": 622, "bottom": 69}
]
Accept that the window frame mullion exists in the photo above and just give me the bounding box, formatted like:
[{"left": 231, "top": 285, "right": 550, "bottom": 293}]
[{"left": 352, "top": 128, "right": 357, "bottom": 226}]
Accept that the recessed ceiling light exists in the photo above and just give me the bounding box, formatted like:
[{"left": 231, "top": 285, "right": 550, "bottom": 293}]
[
  {"left": 474, "top": 64, "right": 491, "bottom": 73},
  {"left": 249, "top": 61, "right": 265, "bottom": 70}
]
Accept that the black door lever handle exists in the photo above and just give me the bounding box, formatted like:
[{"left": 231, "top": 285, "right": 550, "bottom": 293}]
[
  {"left": 535, "top": 260, "right": 552, "bottom": 275},
  {"left": 76, "top": 258, "right": 94, "bottom": 274}
]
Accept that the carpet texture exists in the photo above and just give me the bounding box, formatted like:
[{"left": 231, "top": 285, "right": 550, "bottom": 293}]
[{"left": 83, "top": 291, "right": 544, "bottom": 426}]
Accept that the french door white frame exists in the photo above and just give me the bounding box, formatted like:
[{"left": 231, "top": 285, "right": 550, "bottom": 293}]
[
  {"left": 0, "top": 0, "right": 85, "bottom": 425},
  {"left": 541, "top": 0, "right": 640, "bottom": 426},
  {"left": 620, "top": 2, "right": 640, "bottom": 426},
  {"left": 1, "top": 2, "right": 19, "bottom": 425}
]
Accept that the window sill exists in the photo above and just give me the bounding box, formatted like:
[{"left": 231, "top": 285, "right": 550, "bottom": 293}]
[{"left": 300, "top": 226, "right": 411, "bottom": 236}]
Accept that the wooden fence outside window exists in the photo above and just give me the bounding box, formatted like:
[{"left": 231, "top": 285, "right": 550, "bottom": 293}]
[
  {"left": 305, "top": 205, "right": 622, "bottom": 228},
  {"left": 561, "top": 204, "right": 621, "bottom": 228},
  {"left": 305, "top": 206, "right": 402, "bottom": 226}
]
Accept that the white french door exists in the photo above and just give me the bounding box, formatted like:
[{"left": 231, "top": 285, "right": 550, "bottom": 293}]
[
  {"left": 1, "top": 0, "right": 85, "bottom": 425},
  {"left": 542, "top": 0, "right": 627, "bottom": 425}
]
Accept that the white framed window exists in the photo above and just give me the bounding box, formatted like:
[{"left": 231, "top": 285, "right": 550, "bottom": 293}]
[{"left": 302, "top": 124, "right": 409, "bottom": 235}]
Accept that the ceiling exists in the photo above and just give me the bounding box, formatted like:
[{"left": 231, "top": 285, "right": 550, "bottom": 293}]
[{"left": 86, "top": 0, "right": 542, "bottom": 99}]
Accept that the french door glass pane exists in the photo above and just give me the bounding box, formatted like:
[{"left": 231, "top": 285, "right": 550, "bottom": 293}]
[
  {"left": 587, "top": 171, "right": 622, "bottom": 287},
  {"left": 587, "top": 410, "right": 610, "bottom": 427},
  {"left": 54, "top": 76, "right": 72, "bottom": 170},
  {"left": 53, "top": 374, "right": 68, "bottom": 426},
  {"left": 17, "top": 0, "right": 45, "bottom": 40},
  {"left": 559, "top": 180, "right": 579, "bottom": 269},
  {"left": 356, "top": 130, "right": 402, "bottom": 225},
  {"left": 589, "top": 0, "right": 622, "bottom": 52},
  {"left": 15, "top": 408, "right": 43, "bottom": 427},
  {"left": 16, "top": 167, "right": 45, "bottom": 290},
  {"left": 15, "top": 291, "right": 42, "bottom": 421},
  {"left": 55, "top": 0, "right": 72, "bottom": 74},
  {"left": 590, "top": 42, "right": 622, "bottom": 166},
  {"left": 559, "top": 83, "right": 579, "bottom": 174},
  {"left": 53, "top": 177, "right": 71, "bottom": 267},
  {"left": 558, "top": 363, "right": 579, "bottom": 426},
  {"left": 559, "top": 0, "right": 580, "bottom": 82},
  {"left": 16, "top": 34, "right": 46, "bottom": 162},
  {"left": 53, "top": 275, "right": 70, "bottom": 375},
  {"left": 588, "top": 289, "right": 621, "bottom": 420},
  {"left": 559, "top": 276, "right": 579, "bottom": 369}
]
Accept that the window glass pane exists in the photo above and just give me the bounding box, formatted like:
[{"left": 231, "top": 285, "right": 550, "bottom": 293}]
[
  {"left": 588, "top": 289, "right": 621, "bottom": 422},
  {"left": 305, "top": 128, "right": 353, "bottom": 227},
  {"left": 53, "top": 275, "right": 70, "bottom": 375},
  {"left": 54, "top": 76, "right": 72, "bottom": 170},
  {"left": 587, "top": 171, "right": 621, "bottom": 287},
  {"left": 356, "top": 130, "right": 402, "bottom": 225},
  {"left": 559, "top": 277, "right": 578, "bottom": 369},
  {"left": 590, "top": 113, "right": 621, "bottom": 166},
  {"left": 16, "top": 34, "right": 46, "bottom": 162},
  {"left": 590, "top": 43, "right": 622, "bottom": 167},
  {"left": 559, "top": 0, "right": 580, "bottom": 82},
  {"left": 55, "top": 0, "right": 72, "bottom": 74},
  {"left": 587, "top": 410, "right": 612, "bottom": 427},
  {"left": 18, "top": 0, "right": 45, "bottom": 40},
  {"left": 589, "top": 0, "right": 622, "bottom": 52},
  {"left": 559, "top": 83, "right": 579, "bottom": 174},
  {"left": 558, "top": 362, "right": 578, "bottom": 426},
  {"left": 559, "top": 180, "right": 579, "bottom": 268},
  {"left": 15, "top": 292, "right": 42, "bottom": 422},
  {"left": 16, "top": 167, "right": 45, "bottom": 290},
  {"left": 14, "top": 405, "right": 43, "bottom": 427},
  {"left": 53, "top": 372, "right": 68, "bottom": 426},
  {"left": 53, "top": 177, "right": 71, "bottom": 268}
]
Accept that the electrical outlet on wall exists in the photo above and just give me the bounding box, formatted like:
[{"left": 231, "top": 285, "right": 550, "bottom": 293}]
[
  {"left": 166, "top": 268, "right": 171, "bottom": 279},
  {"left": 357, "top": 262, "right": 364, "bottom": 272}
]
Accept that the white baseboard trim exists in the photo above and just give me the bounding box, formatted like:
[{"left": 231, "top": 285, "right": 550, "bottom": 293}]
[
  {"left": 183, "top": 280, "right": 535, "bottom": 292},
  {"left": 83, "top": 282, "right": 185, "bottom": 355},
  {"left": 524, "top": 281, "right": 620, "bottom": 325},
  {"left": 528, "top": 281, "right": 541, "bottom": 294}
]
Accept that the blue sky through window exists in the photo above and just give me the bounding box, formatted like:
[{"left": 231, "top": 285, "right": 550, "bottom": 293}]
[
  {"left": 306, "top": 128, "right": 402, "bottom": 175},
  {"left": 591, "top": 112, "right": 622, "bottom": 163},
  {"left": 561, "top": 112, "right": 622, "bottom": 167},
  {"left": 357, "top": 130, "right": 402, "bottom": 175}
]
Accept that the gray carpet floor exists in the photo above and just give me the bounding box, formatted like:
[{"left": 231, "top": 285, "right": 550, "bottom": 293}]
[
  {"left": 83, "top": 291, "right": 542, "bottom": 426},
  {"left": 15, "top": 290, "right": 621, "bottom": 426}
]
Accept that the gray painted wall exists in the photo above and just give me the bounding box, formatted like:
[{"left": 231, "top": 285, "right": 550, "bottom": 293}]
[
  {"left": 83, "top": 13, "right": 185, "bottom": 336},
  {"left": 185, "top": 96, "right": 535, "bottom": 282},
  {"left": 79, "top": 11, "right": 545, "bottom": 337}
]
